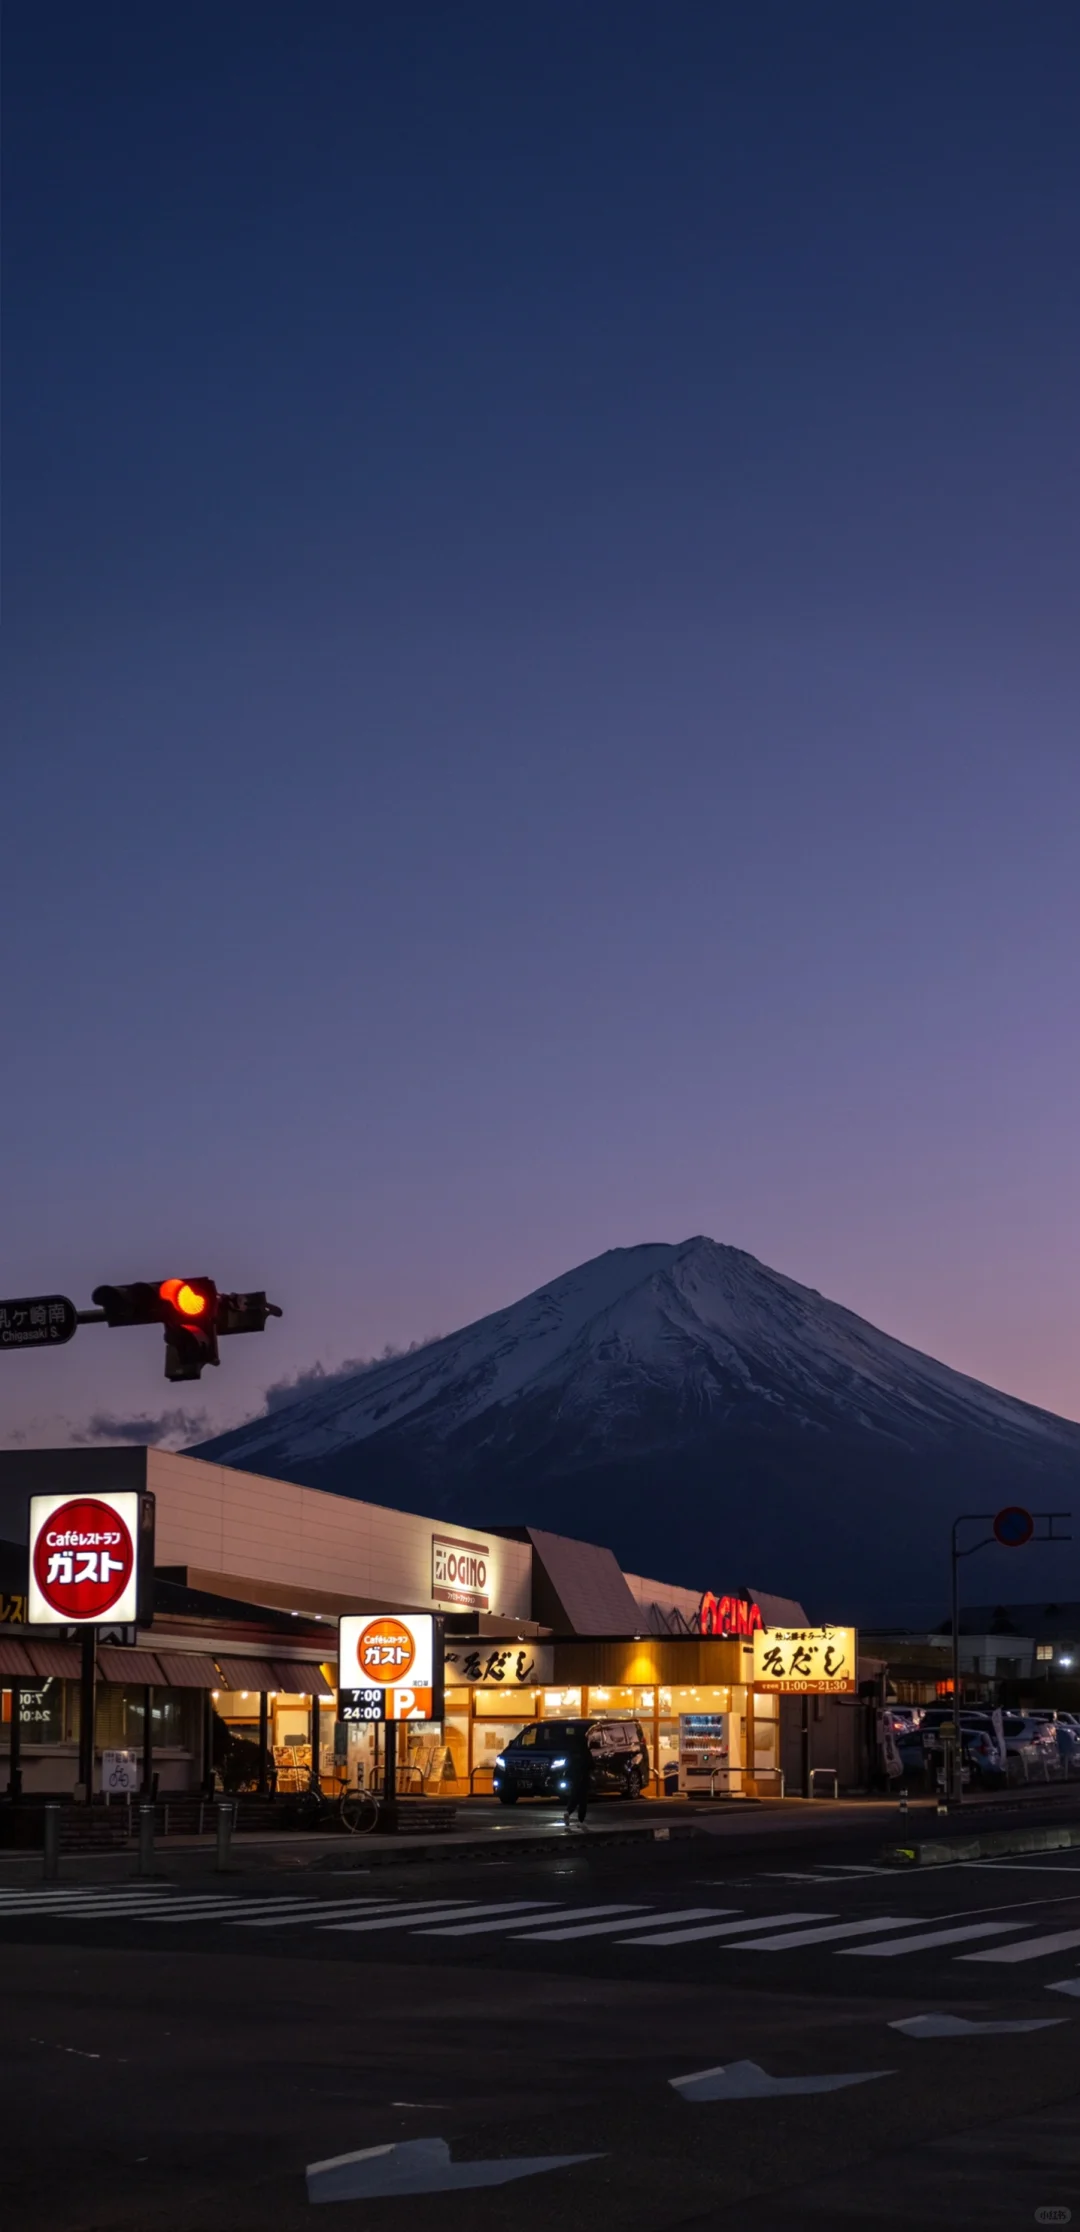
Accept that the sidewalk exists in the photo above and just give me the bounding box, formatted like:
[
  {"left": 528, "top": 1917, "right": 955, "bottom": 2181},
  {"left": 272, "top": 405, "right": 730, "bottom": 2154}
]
[{"left": 2, "top": 1784, "right": 1076, "bottom": 1883}]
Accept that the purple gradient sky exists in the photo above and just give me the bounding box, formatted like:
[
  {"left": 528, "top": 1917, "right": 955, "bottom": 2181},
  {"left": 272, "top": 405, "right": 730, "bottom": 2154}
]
[{"left": 4, "top": 2, "right": 1078, "bottom": 1452}]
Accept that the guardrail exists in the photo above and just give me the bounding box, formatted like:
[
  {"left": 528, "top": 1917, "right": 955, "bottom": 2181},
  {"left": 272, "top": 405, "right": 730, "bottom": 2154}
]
[{"left": 808, "top": 1766, "right": 839, "bottom": 1799}]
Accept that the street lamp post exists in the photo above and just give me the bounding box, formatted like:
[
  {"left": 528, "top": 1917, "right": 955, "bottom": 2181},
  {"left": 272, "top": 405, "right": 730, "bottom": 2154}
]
[{"left": 948, "top": 1508, "right": 1071, "bottom": 1811}]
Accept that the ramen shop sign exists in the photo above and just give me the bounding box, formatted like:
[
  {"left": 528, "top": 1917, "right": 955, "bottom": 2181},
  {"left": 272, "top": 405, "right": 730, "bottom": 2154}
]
[
  {"left": 27, "top": 1490, "right": 153, "bottom": 1626},
  {"left": 338, "top": 1612, "right": 444, "bottom": 1724}
]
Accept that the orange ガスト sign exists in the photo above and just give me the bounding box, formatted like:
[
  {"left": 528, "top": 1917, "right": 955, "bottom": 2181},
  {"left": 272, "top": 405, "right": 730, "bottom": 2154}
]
[
  {"left": 337, "top": 1611, "right": 442, "bottom": 1725},
  {"left": 354, "top": 1617, "right": 416, "bottom": 1686}
]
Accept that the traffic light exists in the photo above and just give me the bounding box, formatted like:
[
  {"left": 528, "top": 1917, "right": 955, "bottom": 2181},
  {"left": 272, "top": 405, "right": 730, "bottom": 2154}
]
[
  {"left": 217, "top": 1291, "right": 283, "bottom": 1337},
  {"left": 158, "top": 1277, "right": 219, "bottom": 1382},
  {"left": 91, "top": 1277, "right": 221, "bottom": 1381}
]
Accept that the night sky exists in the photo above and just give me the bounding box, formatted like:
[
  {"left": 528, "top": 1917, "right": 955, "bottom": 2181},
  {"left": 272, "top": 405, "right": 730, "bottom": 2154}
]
[{"left": 5, "top": 2, "right": 1078, "bottom": 1452}]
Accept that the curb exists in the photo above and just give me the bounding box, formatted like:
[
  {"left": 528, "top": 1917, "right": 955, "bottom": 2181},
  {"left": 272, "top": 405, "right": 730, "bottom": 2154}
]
[
  {"left": 881, "top": 1821, "right": 1080, "bottom": 1868},
  {"left": 312, "top": 1821, "right": 703, "bottom": 1869}
]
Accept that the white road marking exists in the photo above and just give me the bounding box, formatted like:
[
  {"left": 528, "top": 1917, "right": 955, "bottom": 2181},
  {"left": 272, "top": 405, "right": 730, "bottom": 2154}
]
[
  {"left": 516, "top": 1907, "right": 735, "bottom": 1943},
  {"left": 841, "top": 1922, "right": 1028, "bottom": 1958},
  {"left": 323, "top": 1901, "right": 543, "bottom": 1935},
  {"left": 670, "top": 2059, "right": 892, "bottom": 2101},
  {"left": 1046, "top": 1979, "right": 1080, "bottom": 1997},
  {"left": 231, "top": 1900, "right": 408, "bottom": 1928},
  {"left": 889, "top": 2012, "right": 1066, "bottom": 2036},
  {"left": 417, "top": 1904, "right": 616, "bottom": 1938},
  {"left": 306, "top": 2137, "right": 603, "bottom": 2201},
  {"left": 617, "top": 1910, "right": 832, "bottom": 1947},
  {"left": 961, "top": 1928, "right": 1080, "bottom": 1966},
  {"left": 725, "top": 1916, "right": 923, "bottom": 1951},
  {"left": 961, "top": 1862, "right": 1080, "bottom": 1875}
]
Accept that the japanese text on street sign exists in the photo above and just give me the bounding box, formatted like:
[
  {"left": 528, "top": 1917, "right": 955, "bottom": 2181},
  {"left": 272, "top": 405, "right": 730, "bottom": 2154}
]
[
  {"left": 0, "top": 1295, "right": 78, "bottom": 1351},
  {"left": 752, "top": 1624, "right": 857, "bottom": 1694}
]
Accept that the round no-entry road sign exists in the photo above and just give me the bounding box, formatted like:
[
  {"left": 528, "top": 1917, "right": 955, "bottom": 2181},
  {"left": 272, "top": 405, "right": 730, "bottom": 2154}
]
[{"left": 993, "top": 1505, "right": 1034, "bottom": 1549}]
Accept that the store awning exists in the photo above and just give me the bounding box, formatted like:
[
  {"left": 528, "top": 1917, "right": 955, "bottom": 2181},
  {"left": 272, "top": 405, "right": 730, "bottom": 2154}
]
[
  {"left": 214, "top": 1656, "right": 283, "bottom": 1692},
  {"left": 155, "top": 1652, "right": 220, "bottom": 1689},
  {"left": 0, "top": 1639, "right": 36, "bottom": 1678},
  {"left": 96, "top": 1648, "right": 164, "bottom": 1685},
  {"left": 274, "top": 1661, "right": 333, "bottom": 1696},
  {"left": 27, "top": 1642, "right": 82, "bottom": 1679}
]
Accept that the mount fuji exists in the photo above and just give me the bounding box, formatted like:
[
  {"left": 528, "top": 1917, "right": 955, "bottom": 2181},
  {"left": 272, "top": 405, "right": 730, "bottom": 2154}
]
[{"left": 193, "top": 1239, "right": 1080, "bottom": 1620}]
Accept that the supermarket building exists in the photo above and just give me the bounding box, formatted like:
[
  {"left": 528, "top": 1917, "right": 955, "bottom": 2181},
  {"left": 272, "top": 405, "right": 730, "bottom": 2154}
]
[{"left": 0, "top": 1447, "right": 856, "bottom": 1801}]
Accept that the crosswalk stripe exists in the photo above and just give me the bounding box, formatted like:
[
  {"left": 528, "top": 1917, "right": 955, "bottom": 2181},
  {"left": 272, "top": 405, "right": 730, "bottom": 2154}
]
[
  {"left": 420, "top": 1903, "right": 641, "bottom": 1939},
  {"left": 44, "top": 1897, "right": 319, "bottom": 1921},
  {"left": 721, "top": 1916, "right": 920, "bottom": 1951},
  {"left": 961, "top": 1927, "right": 1080, "bottom": 1966},
  {"left": 0, "top": 1890, "right": 174, "bottom": 1907},
  {"left": 231, "top": 1900, "right": 408, "bottom": 1928},
  {"left": 512, "top": 1907, "right": 735, "bottom": 1943},
  {"left": 323, "top": 1901, "right": 520, "bottom": 1935},
  {"left": 617, "top": 1910, "right": 832, "bottom": 1947},
  {"left": 0, "top": 1893, "right": 285, "bottom": 1916},
  {"left": 840, "top": 1922, "right": 1027, "bottom": 1958}
]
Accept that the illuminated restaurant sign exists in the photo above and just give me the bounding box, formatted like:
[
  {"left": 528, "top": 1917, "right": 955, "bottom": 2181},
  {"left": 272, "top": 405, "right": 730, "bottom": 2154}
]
[
  {"left": 338, "top": 1612, "right": 445, "bottom": 1724},
  {"left": 752, "top": 1624, "right": 857, "bottom": 1694},
  {"left": 27, "top": 1490, "right": 155, "bottom": 1627},
  {"left": 696, "top": 1592, "right": 763, "bottom": 1638}
]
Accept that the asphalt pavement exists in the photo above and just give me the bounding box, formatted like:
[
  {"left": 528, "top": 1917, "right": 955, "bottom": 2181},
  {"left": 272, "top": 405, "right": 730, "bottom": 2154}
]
[{"left": 4, "top": 1818, "right": 1080, "bottom": 2230}]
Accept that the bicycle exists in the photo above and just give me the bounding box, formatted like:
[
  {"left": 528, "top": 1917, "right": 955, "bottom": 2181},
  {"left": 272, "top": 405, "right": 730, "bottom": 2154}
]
[
  {"left": 288, "top": 1779, "right": 383, "bottom": 1834},
  {"left": 338, "top": 1785, "right": 381, "bottom": 1834}
]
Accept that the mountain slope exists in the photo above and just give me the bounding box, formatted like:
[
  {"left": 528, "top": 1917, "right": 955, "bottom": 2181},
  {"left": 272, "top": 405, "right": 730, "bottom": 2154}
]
[{"left": 194, "top": 1239, "right": 1080, "bottom": 1620}]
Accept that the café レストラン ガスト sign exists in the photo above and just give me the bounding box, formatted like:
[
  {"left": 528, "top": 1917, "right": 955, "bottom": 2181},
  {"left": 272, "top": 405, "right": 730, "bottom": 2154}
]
[{"left": 752, "top": 1625, "right": 857, "bottom": 1694}]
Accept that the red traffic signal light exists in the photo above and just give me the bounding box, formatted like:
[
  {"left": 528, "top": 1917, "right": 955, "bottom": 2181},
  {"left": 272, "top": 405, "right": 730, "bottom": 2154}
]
[
  {"left": 157, "top": 1278, "right": 218, "bottom": 1381},
  {"left": 159, "top": 1278, "right": 214, "bottom": 1320}
]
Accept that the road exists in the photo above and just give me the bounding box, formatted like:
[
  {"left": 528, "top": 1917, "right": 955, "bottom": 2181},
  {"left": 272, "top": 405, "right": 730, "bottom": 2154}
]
[{"left": 4, "top": 1822, "right": 1080, "bottom": 2230}]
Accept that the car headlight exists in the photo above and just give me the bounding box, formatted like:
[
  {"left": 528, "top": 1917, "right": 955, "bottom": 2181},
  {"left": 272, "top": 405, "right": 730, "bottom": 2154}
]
[
  {"left": 494, "top": 1754, "right": 506, "bottom": 1768},
  {"left": 551, "top": 1757, "right": 567, "bottom": 1768}
]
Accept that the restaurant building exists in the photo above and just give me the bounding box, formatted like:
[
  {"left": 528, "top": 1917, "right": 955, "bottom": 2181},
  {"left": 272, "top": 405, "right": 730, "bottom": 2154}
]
[{"left": 0, "top": 1446, "right": 852, "bottom": 1802}]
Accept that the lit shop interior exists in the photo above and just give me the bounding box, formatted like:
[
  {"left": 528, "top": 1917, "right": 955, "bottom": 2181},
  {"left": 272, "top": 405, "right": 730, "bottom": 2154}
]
[{"left": 217, "top": 1638, "right": 780, "bottom": 1798}]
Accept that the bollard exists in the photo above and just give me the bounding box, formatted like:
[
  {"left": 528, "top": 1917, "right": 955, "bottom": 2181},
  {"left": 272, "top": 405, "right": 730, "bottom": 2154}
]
[
  {"left": 138, "top": 1803, "right": 155, "bottom": 1878},
  {"left": 898, "top": 1789, "right": 909, "bottom": 1819},
  {"left": 43, "top": 1803, "right": 61, "bottom": 1881},
  {"left": 215, "top": 1798, "right": 234, "bottom": 1872}
]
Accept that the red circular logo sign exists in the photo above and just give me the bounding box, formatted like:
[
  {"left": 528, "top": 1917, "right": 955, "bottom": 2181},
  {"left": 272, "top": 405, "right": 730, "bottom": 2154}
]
[
  {"left": 354, "top": 1617, "right": 416, "bottom": 1687},
  {"left": 33, "top": 1497, "right": 135, "bottom": 1620}
]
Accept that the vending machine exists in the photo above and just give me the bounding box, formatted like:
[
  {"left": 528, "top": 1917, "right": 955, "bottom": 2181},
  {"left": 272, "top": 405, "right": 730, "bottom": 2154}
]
[{"left": 679, "top": 1711, "right": 740, "bottom": 1796}]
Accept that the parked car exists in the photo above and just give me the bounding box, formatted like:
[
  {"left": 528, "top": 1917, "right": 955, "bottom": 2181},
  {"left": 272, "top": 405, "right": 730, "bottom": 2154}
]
[
  {"left": 1051, "top": 1722, "right": 1080, "bottom": 1776},
  {"left": 933, "top": 1726, "right": 1007, "bottom": 1792},
  {"left": 1000, "top": 1713, "right": 1062, "bottom": 1779},
  {"left": 493, "top": 1718, "right": 650, "bottom": 1805}
]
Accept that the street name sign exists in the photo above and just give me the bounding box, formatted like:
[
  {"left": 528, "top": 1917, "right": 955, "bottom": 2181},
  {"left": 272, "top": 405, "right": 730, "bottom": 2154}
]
[{"left": 0, "top": 1295, "right": 78, "bottom": 1351}]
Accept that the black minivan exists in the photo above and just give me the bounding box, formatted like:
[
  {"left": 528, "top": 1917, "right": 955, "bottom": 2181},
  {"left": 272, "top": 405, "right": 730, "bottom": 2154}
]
[{"left": 492, "top": 1717, "right": 651, "bottom": 1805}]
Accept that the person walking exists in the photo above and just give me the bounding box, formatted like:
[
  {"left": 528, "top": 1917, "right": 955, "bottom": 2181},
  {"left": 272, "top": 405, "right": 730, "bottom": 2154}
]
[{"left": 562, "top": 1727, "right": 592, "bottom": 1831}]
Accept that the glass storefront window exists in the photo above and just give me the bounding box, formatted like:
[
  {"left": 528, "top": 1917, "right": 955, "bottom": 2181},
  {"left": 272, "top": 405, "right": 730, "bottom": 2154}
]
[
  {"left": 585, "top": 1687, "right": 642, "bottom": 1715},
  {"left": 474, "top": 1688, "right": 537, "bottom": 1719},
  {"left": 1, "top": 1681, "right": 67, "bottom": 1744},
  {"left": 95, "top": 1687, "right": 193, "bottom": 1749},
  {"left": 472, "top": 1720, "right": 522, "bottom": 1788},
  {"left": 541, "top": 1688, "right": 581, "bottom": 1715}
]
